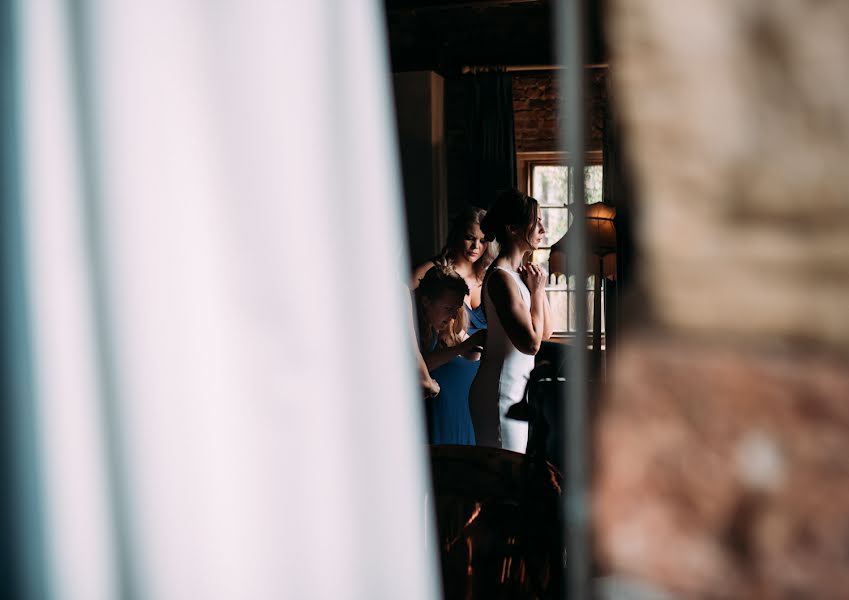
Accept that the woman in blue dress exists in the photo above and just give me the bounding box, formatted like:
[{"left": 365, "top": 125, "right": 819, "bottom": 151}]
[
  {"left": 411, "top": 206, "right": 495, "bottom": 337},
  {"left": 414, "top": 267, "right": 487, "bottom": 445}
]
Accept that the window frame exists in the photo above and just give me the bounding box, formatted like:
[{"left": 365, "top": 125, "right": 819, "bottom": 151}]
[
  {"left": 516, "top": 151, "right": 604, "bottom": 341},
  {"left": 517, "top": 150, "right": 603, "bottom": 199}
]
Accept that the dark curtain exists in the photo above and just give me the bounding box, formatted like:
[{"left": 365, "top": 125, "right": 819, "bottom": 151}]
[{"left": 464, "top": 71, "right": 517, "bottom": 208}]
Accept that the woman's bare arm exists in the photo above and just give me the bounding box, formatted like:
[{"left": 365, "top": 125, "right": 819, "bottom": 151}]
[
  {"left": 421, "top": 330, "right": 486, "bottom": 371},
  {"left": 405, "top": 285, "right": 440, "bottom": 396},
  {"left": 488, "top": 268, "right": 547, "bottom": 355},
  {"left": 417, "top": 351, "right": 441, "bottom": 397}
]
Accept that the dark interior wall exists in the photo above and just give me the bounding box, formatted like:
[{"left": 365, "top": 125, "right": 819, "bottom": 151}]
[
  {"left": 444, "top": 69, "right": 608, "bottom": 220},
  {"left": 392, "top": 71, "right": 447, "bottom": 266},
  {"left": 384, "top": 1, "right": 607, "bottom": 74},
  {"left": 444, "top": 77, "right": 469, "bottom": 222}
]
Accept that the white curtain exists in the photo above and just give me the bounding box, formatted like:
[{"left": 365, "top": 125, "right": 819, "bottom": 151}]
[{"left": 16, "top": 1, "right": 439, "bottom": 599}]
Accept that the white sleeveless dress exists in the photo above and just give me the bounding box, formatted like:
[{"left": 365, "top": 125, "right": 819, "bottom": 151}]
[{"left": 468, "top": 266, "right": 534, "bottom": 452}]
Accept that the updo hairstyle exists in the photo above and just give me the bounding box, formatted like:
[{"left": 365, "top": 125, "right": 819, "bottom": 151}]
[{"left": 479, "top": 189, "right": 540, "bottom": 248}]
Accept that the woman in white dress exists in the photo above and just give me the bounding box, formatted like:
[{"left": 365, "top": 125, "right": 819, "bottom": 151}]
[{"left": 468, "top": 190, "right": 553, "bottom": 452}]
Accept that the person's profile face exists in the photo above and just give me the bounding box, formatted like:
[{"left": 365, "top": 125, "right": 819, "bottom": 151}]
[
  {"left": 460, "top": 223, "right": 486, "bottom": 263},
  {"left": 423, "top": 291, "right": 465, "bottom": 332},
  {"left": 529, "top": 215, "right": 545, "bottom": 250},
  {"left": 512, "top": 214, "right": 545, "bottom": 251}
]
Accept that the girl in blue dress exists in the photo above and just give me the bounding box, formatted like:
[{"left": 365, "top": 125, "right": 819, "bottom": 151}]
[
  {"left": 415, "top": 267, "right": 487, "bottom": 445},
  {"left": 411, "top": 206, "right": 496, "bottom": 337}
]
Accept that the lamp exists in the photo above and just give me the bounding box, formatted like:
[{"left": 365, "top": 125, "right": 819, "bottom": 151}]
[{"left": 548, "top": 202, "right": 617, "bottom": 365}]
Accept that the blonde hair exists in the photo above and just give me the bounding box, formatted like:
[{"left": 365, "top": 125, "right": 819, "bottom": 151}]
[
  {"left": 439, "top": 206, "right": 497, "bottom": 283},
  {"left": 415, "top": 265, "right": 469, "bottom": 350}
]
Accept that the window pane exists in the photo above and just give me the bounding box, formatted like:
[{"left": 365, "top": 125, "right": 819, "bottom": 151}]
[
  {"left": 560, "top": 165, "right": 604, "bottom": 204},
  {"left": 565, "top": 290, "right": 596, "bottom": 333},
  {"left": 547, "top": 289, "right": 569, "bottom": 332},
  {"left": 531, "top": 164, "right": 603, "bottom": 205},
  {"left": 539, "top": 207, "right": 570, "bottom": 248},
  {"left": 531, "top": 248, "right": 551, "bottom": 276},
  {"left": 532, "top": 166, "right": 569, "bottom": 206},
  {"left": 588, "top": 288, "right": 595, "bottom": 332},
  {"left": 549, "top": 289, "right": 601, "bottom": 334},
  {"left": 601, "top": 278, "right": 606, "bottom": 332},
  {"left": 584, "top": 165, "right": 603, "bottom": 204},
  {"left": 550, "top": 273, "right": 568, "bottom": 289},
  {"left": 564, "top": 274, "right": 596, "bottom": 290}
]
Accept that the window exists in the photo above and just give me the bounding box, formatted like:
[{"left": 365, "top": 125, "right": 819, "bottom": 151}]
[{"left": 517, "top": 152, "right": 605, "bottom": 338}]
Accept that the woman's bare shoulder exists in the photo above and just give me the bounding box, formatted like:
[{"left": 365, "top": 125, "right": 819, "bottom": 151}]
[{"left": 486, "top": 267, "right": 520, "bottom": 299}]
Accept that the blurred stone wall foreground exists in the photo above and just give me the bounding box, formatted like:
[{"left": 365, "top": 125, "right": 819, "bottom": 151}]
[{"left": 595, "top": 1, "right": 849, "bottom": 598}]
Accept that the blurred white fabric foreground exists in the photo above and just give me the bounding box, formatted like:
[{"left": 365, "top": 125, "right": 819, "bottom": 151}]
[{"left": 17, "top": 1, "right": 439, "bottom": 599}]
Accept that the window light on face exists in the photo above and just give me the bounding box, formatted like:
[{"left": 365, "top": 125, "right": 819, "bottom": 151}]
[{"left": 530, "top": 216, "right": 545, "bottom": 250}]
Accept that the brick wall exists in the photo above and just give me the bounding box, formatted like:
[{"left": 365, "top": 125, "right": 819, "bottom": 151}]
[{"left": 512, "top": 70, "right": 606, "bottom": 153}]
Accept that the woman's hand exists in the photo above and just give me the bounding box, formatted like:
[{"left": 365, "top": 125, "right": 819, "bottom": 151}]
[
  {"left": 519, "top": 263, "right": 547, "bottom": 296},
  {"left": 462, "top": 329, "right": 487, "bottom": 352},
  {"left": 423, "top": 377, "right": 441, "bottom": 398},
  {"left": 460, "top": 329, "right": 486, "bottom": 360}
]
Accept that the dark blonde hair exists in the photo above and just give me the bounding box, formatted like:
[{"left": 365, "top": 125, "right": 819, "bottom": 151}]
[
  {"left": 415, "top": 265, "right": 469, "bottom": 349},
  {"left": 439, "top": 206, "right": 496, "bottom": 281},
  {"left": 480, "top": 189, "right": 540, "bottom": 250}
]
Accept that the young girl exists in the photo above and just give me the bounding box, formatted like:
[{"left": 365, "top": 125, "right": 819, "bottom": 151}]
[
  {"left": 468, "top": 190, "right": 553, "bottom": 452},
  {"left": 415, "top": 266, "right": 487, "bottom": 445},
  {"left": 411, "top": 206, "right": 495, "bottom": 336}
]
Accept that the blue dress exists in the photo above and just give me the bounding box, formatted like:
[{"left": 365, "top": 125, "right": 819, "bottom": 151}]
[
  {"left": 465, "top": 303, "right": 487, "bottom": 336},
  {"left": 426, "top": 334, "right": 478, "bottom": 446}
]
